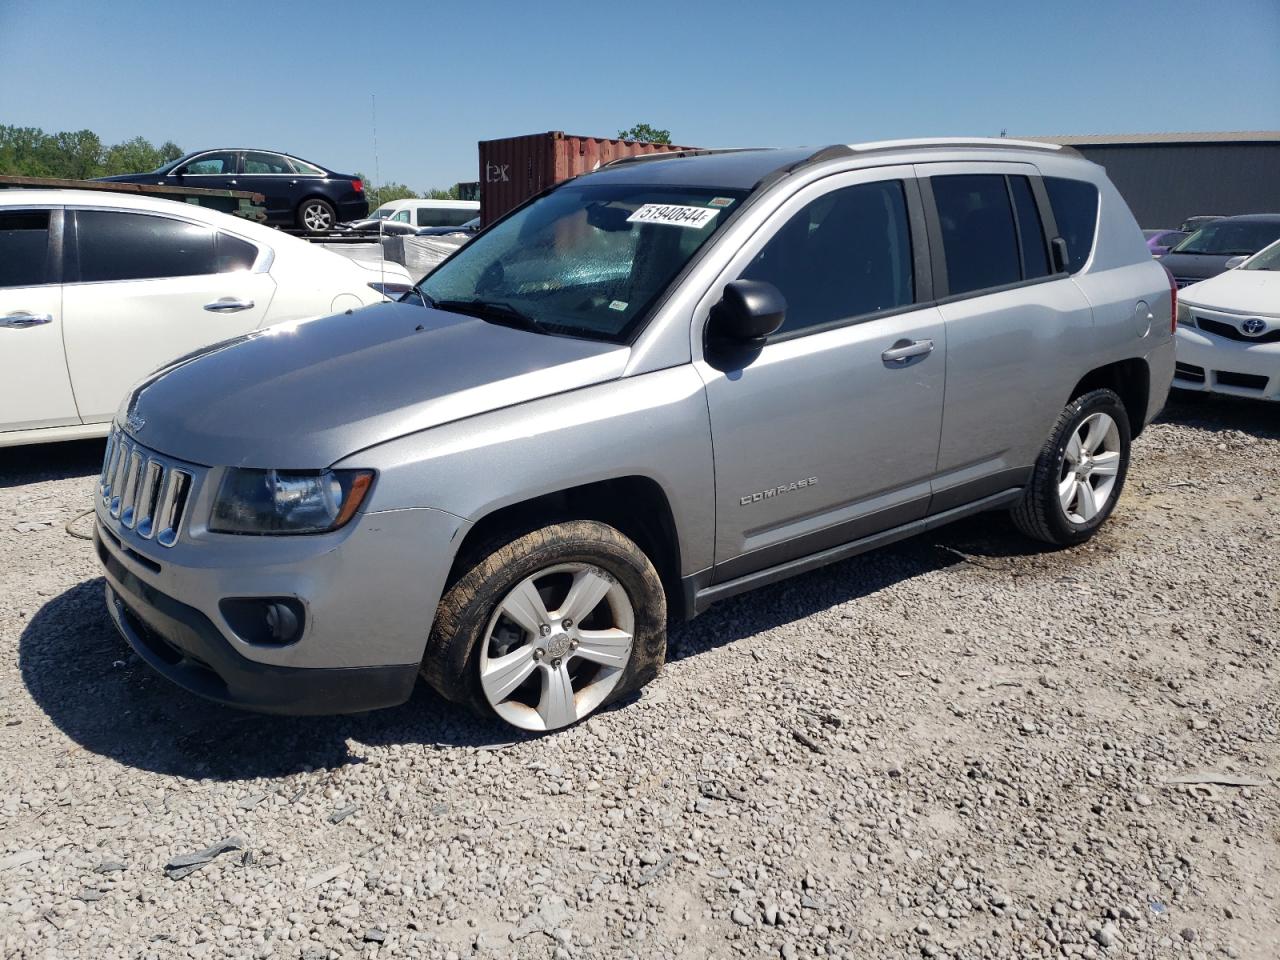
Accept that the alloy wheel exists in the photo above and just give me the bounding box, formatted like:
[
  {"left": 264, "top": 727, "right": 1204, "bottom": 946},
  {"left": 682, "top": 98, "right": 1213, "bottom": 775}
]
[
  {"left": 1058, "top": 412, "right": 1122, "bottom": 524},
  {"left": 479, "top": 563, "right": 634, "bottom": 731},
  {"left": 302, "top": 203, "right": 332, "bottom": 231}
]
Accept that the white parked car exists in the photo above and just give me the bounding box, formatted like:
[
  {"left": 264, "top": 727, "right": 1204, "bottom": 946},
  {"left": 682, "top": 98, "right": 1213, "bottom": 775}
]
[
  {"left": 0, "top": 190, "right": 412, "bottom": 447},
  {"left": 1174, "top": 237, "right": 1280, "bottom": 401}
]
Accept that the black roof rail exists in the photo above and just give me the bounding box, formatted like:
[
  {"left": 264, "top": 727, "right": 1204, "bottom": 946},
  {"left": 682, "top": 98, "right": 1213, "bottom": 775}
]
[{"left": 600, "top": 147, "right": 765, "bottom": 168}]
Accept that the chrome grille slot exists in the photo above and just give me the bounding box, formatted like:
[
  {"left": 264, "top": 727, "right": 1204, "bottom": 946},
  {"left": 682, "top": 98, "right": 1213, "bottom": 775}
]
[
  {"left": 99, "top": 432, "right": 117, "bottom": 498},
  {"left": 155, "top": 469, "right": 191, "bottom": 548},
  {"left": 100, "top": 427, "right": 196, "bottom": 548},
  {"left": 109, "top": 438, "right": 132, "bottom": 518},
  {"left": 135, "top": 461, "right": 164, "bottom": 538},
  {"left": 119, "top": 450, "right": 144, "bottom": 527}
]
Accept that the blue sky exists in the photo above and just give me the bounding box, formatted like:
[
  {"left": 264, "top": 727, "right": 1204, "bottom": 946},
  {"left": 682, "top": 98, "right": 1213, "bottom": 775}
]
[{"left": 2, "top": 0, "right": 1277, "bottom": 190}]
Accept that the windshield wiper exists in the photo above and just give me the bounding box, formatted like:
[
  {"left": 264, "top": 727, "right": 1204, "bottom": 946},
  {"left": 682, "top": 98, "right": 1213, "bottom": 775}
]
[
  {"left": 430, "top": 298, "right": 545, "bottom": 333},
  {"left": 403, "top": 285, "right": 433, "bottom": 308}
]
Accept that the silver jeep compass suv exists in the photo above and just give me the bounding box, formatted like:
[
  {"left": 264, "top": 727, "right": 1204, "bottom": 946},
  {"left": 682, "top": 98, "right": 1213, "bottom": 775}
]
[{"left": 95, "top": 139, "right": 1175, "bottom": 732}]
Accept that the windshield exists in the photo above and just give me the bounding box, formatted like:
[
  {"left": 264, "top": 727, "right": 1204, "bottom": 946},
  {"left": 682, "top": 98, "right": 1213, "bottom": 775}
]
[
  {"left": 152, "top": 155, "right": 189, "bottom": 174},
  {"left": 416, "top": 183, "right": 746, "bottom": 342},
  {"left": 370, "top": 206, "right": 397, "bottom": 219},
  {"left": 1171, "top": 220, "right": 1280, "bottom": 256},
  {"left": 1241, "top": 238, "right": 1280, "bottom": 271}
]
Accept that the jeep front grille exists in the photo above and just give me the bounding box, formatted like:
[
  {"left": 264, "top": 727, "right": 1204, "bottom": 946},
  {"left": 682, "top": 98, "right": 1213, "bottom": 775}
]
[{"left": 100, "top": 428, "right": 192, "bottom": 547}]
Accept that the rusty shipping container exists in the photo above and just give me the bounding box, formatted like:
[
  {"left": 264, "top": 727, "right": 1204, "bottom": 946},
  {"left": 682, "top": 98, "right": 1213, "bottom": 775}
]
[{"left": 478, "top": 131, "right": 697, "bottom": 225}]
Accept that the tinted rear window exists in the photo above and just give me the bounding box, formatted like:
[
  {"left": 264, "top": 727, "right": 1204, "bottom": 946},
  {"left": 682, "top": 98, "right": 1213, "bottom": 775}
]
[
  {"left": 1009, "top": 176, "right": 1050, "bottom": 279},
  {"left": 0, "top": 210, "right": 51, "bottom": 288},
  {"left": 932, "top": 175, "right": 1022, "bottom": 295},
  {"left": 1044, "top": 177, "right": 1099, "bottom": 273},
  {"left": 76, "top": 210, "right": 218, "bottom": 282}
]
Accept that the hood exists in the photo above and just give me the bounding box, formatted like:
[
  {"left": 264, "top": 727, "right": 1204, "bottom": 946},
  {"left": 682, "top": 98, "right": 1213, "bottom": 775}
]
[
  {"left": 1180, "top": 268, "right": 1280, "bottom": 316},
  {"left": 91, "top": 174, "right": 150, "bottom": 182},
  {"left": 125, "top": 302, "right": 628, "bottom": 467},
  {"left": 1158, "top": 252, "right": 1234, "bottom": 282}
]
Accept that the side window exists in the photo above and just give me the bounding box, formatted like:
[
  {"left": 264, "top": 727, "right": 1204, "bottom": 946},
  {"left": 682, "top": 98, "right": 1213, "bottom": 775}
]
[
  {"left": 416, "top": 208, "right": 433, "bottom": 226},
  {"left": 393, "top": 210, "right": 411, "bottom": 223},
  {"left": 290, "top": 159, "right": 326, "bottom": 176},
  {"left": 243, "top": 151, "right": 292, "bottom": 174},
  {"left": 740, "top": 180, "right": 915, "bottom": 336},
  {"left": 76, "top": 211, "right": 218, "bottom": 282},
  {"left": 216, "top": 233, "right": 260, "bottom": 272},
  {"left": 1009, "top": 176, "right": 1050, "bottom": 279},
  {"left": 178, "top": 152, "right": 237, "bottom": 175},
  {"left": 1044, "top": 177, "right": 1099, "bottom": 273},
  {"left": 931, "top": 175, "right": 1022, "bottom": 295},
  {"left": 0, "top": 210, "right": 52, "bottom": 288}
]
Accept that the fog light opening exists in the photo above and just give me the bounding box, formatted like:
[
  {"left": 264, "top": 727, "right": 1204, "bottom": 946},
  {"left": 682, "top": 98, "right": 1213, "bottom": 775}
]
[{"left": 219, "top": 597, "right": 306, "bottom": 647}]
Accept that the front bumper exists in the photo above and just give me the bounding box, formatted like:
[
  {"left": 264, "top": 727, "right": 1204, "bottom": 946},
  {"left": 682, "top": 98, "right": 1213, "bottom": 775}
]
[
  {"left": 99, "top": 526, "right": 418, "bottom": 714},
  {"left": 93, "top": 441, "right": 469, "bottom": 714},
  {"left": 1174, "top": 325, "right": 1280, "bottom": 401}
]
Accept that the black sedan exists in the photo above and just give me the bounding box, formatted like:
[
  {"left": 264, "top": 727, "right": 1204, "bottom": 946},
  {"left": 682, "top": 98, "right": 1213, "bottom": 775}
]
[
  {"left": 1159, "top": 214, "right": 1280, "bottom": 288},
  {"left": 96, "top": 149, "right": 368, "bottom": 234}
]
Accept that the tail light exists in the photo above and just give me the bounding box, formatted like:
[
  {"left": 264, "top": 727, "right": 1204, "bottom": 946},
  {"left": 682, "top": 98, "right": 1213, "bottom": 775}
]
[
  {"left": 1164, "top": 265, "right": 1177, "bottom": 333},
  {"left": 352, "top": 178, "right": 364, "bottom": 193}
]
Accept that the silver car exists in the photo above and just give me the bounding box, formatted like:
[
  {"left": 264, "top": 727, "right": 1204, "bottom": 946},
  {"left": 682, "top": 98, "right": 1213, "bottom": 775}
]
[{"left": 94, "top": 139, "right": 1175, "bottom": 732}]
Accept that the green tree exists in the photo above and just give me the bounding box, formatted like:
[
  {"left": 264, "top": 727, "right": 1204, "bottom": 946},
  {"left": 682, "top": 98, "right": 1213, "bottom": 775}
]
[
  {"left": 356, "top": 174, "right": 419, "bottom": 210},
  {"left": 102, "top": 136, "right": 165, "bottom": 176},
  {"left": 49, "top": 129, "right": 104, "bottom": 179},
  {"left": 618, "top": 123, "right": 672, "bottom": 144},
  {"left": 425, "top": 185, "right": 462, "bottom": 200}
]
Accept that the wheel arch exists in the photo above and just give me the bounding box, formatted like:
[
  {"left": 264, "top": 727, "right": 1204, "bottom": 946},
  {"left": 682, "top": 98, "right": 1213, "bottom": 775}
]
[
  {"left": 447, "top": 476, "right": 687, "bottom": 620},
  {"left": 1068, "top": 357, "right": 1151, "bottom": 438}
]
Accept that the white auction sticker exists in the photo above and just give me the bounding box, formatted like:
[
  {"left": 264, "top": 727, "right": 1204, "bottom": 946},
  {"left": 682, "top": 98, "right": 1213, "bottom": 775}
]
[{"left": 627, "top": 204, "right": 719, "bottom": 229}]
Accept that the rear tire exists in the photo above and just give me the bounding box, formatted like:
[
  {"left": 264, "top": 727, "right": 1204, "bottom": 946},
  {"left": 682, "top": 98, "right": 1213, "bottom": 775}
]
[
  {"left": 297, "top": 197, "right": 336, "bottom": 234},
  {"left": 1011, "top": 388, "right": 1131, "bottom": 546},
  {"left": 421, "top": 520, "right": 667, "bottom": 733}
]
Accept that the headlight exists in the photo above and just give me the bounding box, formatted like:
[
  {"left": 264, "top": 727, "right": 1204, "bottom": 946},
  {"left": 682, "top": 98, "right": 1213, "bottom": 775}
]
[
  {"left": 1176, "top": 303, "right": 1195, "bottom": 328},
  {"left": 210, "top": 468, "right": 374, "bottom": 535}
]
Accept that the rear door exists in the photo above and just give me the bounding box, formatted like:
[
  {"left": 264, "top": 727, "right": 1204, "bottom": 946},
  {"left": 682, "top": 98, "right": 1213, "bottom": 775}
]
[
  {"left": 240, "top": 151, "right": 298, "bottom": 221},
  {"left": 61, "top": 208, "right": 275, "bottom": 423},
  {"left": 920, "top": 163, "right": 1094, "bottom": 509},
  {"left": 0, "top": 207, "right": 79, "bottom": 433},
  {"left": 696, "top": 167, "right": 946, "bottom": 581}
]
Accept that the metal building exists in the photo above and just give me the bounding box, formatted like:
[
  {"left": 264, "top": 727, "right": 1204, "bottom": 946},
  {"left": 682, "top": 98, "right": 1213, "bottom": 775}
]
[{"left": 1025, "top": 132, "right": 1280, "bottom": 229}]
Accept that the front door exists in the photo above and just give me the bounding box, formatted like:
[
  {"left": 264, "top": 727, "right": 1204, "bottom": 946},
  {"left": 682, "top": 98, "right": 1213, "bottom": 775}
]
[
  {"left": 61, "top": 208, "right": 274, "bottom": 423},
  {"left": 695, "top": 168, "right": 946, "bottom": 582},
  {"left": 0, "top": 207, "right": 79, "bottom": 434},
  {"left": 171, "top": 150, "right": 240, "bottom": 191}
]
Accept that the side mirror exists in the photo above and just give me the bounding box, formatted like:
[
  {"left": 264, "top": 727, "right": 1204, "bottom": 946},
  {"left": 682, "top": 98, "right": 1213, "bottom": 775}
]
[
  {"left": 1050, "top": 237, "right": 1070, "bottom": 273},
  {"left": 1224, "top": 255, "right": 1248, "bottom": 269},
  {"left": 708, "top": 280, "right": 786, "bottom": 346}
]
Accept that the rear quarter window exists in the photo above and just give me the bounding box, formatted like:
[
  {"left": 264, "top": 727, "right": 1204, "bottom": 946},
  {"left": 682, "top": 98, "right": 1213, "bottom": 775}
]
[{"left": 1045, "top": 177, "right": 1099, "bottom": 273}]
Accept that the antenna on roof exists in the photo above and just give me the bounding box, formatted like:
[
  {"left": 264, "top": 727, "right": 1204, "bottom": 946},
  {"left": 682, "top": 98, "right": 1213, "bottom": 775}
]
[{"left": 372, "top": 93, "right": 385, "bottom": 294}]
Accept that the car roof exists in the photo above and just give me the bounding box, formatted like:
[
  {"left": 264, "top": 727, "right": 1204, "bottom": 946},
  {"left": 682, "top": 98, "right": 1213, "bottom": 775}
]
[
  {"left": 375, "top": 198, "right": 479, "bottom": 209},
  {"left": 580, "top": 138, "right": 1078, "bottom": 190},
  {"left": 1214, "top": 213, "right": 1280, "bottom": 222},
  {"left": 0, "top": 188, "right": 296, "bottom": 243}
]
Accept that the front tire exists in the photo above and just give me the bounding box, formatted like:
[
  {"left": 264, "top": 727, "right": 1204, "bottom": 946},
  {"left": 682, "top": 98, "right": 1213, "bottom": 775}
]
[
  {"left": 421, "top": 521, "right": 667, "bottom": 733},
  {"left": 297, "top": 197, "right": 336, "bottom": 234},
  {"left": 1011, "top": 388, "right": 1131, "bottom": 546}
]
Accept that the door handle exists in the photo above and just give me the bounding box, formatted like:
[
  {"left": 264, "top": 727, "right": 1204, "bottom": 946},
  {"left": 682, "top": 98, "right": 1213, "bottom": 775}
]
[
  {"left": 204, "top": 298, "right": 255, "bottom": 313},
  {"left": 1, "top": 312, "right": 53, "bottom": 329},
  {"left": 881, "top": 338, "right": 935, "bottom": 365}
]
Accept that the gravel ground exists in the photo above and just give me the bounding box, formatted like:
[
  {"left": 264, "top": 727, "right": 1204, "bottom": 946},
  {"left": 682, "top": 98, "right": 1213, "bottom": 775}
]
[{"left": 1, "top": 393, "right": 1276, "bottom": 960}]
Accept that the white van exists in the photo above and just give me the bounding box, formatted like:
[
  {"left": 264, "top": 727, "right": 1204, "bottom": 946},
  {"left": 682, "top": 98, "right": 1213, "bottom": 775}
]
[{"left": 370, "top": 199, "right": 479, "bottom": 229}]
